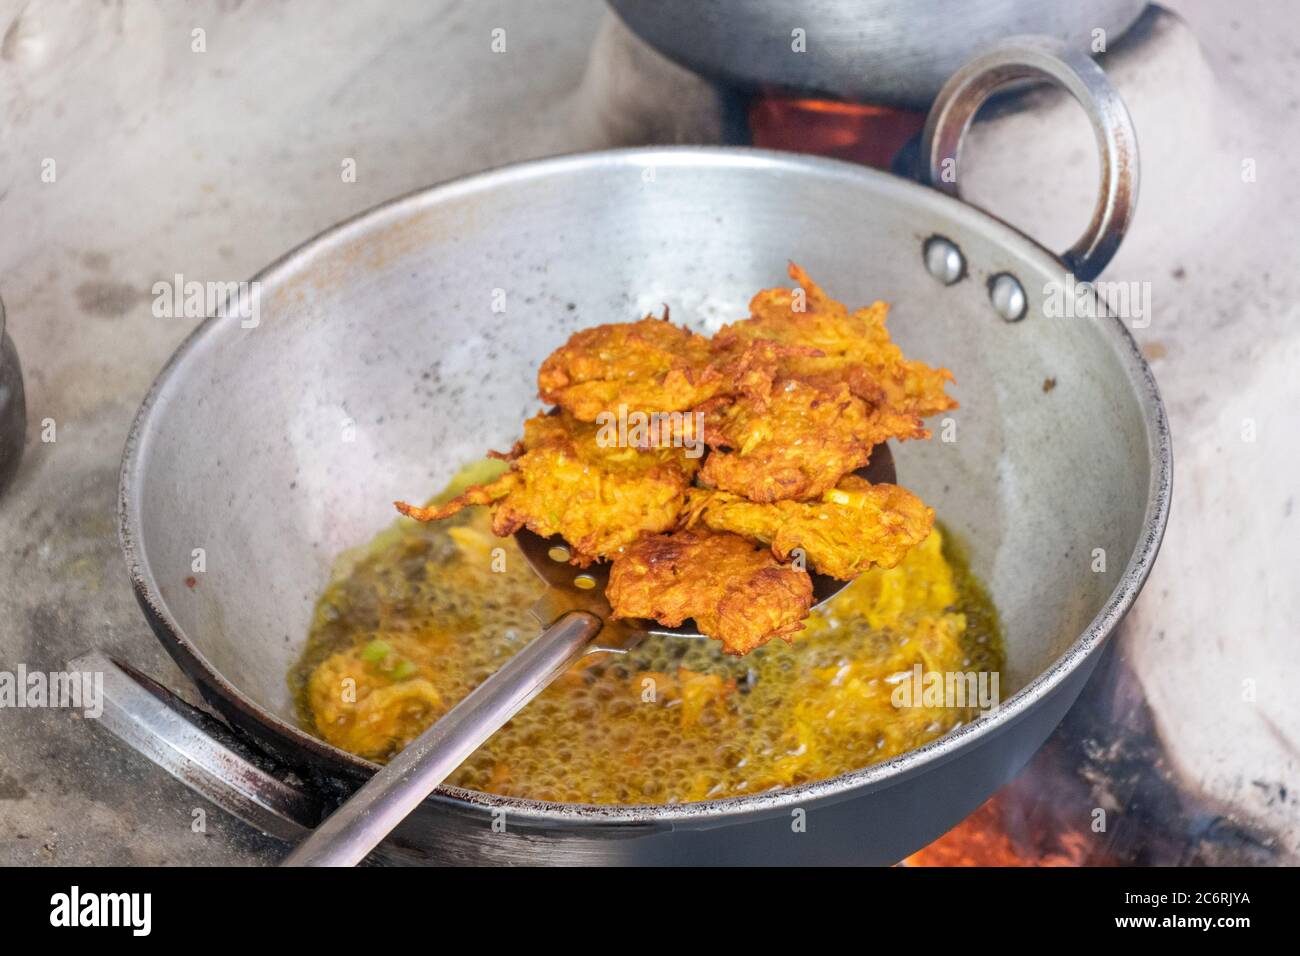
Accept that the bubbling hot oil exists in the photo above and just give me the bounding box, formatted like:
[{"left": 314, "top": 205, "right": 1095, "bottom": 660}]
[{"left": 292, "top": 475, "right": 1003, "bottom": 805}]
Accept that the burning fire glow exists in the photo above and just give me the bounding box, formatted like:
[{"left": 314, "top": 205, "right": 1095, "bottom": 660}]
[
  {"left": 748, "top": 92, "right": 926, "bottom": 169},
  {"left": 905, "top": 793, "right": 1099, "bottom": 867}
]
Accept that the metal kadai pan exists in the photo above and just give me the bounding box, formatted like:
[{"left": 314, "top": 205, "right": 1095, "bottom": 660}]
[
  {"left": 90, "top": 38, "right": 1169, "bottom": 865},
  {"left": 607, "top": 0, "right": 1148, "bottom": 109}
]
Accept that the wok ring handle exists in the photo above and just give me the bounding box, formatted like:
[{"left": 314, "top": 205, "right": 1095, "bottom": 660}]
[
  {"left": 71, "top": 650, "right": 320, "bottom": 841},
  {"left": 921, "top": 35, "right": 1139, "bottom": 283}
]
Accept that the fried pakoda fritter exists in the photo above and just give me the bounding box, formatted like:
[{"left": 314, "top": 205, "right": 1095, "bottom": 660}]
[
  {"left": 606, "top": 530, "right": 814, "bottom": 656},
  {"left": 538, "top": 314, "right": 811, "bottom": 422},
  {"left": 692, "top": 265, "right": 956, "bottom": 505},
  {"left": 696, "top": 379, "right": 898, "bottom": 502},
  {"left": 396, "top": 265, "right": 954, "bottom": 655},
  {"left": 308, "top": 635, "right": 447, "bottom": 760},
  {"left": 395, "top": 411, "right": 697, "bottom": 565},
  {"left": 686, "top": 475, "right": 935, "bottom": 580},
  {"left": 538, "top": 315, "right": 725, "bottom": 421},
  {"left": 713, "top": 263, "right": 957, "bottom": 423}
]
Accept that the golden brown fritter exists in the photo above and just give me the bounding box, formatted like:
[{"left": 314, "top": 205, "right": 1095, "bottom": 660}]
[
  {"left": 395, "top": 411, "right": 698, "bottom": 564},
  {"left": 308, "top": 635, "right": 447, "bottom": 760},
  {"left": 697, "top": 379, "right": 896, "bottom": 502},
  {"left": 537, "top": 315, "right": 811, "bottom": 422},
  {"left": 393, "top": 266, "right": 950, "bottom": 655},
  {"left": 686, "top": 475, "right": 935, "bottom": 580},
  {"left": 713, "top": 263, "right": 957, "bottom": 423},
  {"left": 538, "top": 315, "right": 725, "bottom": 421},
  {"left": 606, "top": 530, "right": 814, "bottom": 655}
]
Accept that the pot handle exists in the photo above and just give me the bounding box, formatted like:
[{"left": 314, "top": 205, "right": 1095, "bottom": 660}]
[
  {"left": 921, "top": 35, "right": 1138, "bottom": 282},
  {"left": 70, "top": 650, "right": 320, "bottom": 841}
]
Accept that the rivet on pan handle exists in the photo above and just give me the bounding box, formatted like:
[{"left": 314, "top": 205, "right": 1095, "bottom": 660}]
[{"left": 921, "top": 35, "right": 1139, "bottom": 283}]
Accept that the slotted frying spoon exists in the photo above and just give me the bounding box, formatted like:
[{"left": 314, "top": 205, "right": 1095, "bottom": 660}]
[{"left": 281, "top": 444, "right": 896, "bottom": 865}]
